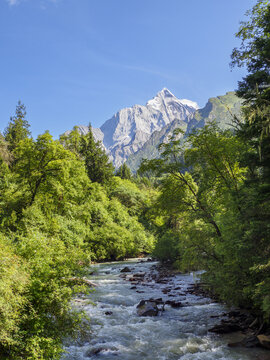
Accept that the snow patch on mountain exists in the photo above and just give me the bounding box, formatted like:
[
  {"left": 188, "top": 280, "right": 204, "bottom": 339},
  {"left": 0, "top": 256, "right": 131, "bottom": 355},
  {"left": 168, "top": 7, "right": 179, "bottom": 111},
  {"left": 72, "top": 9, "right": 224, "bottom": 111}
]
[{"left": 179, "top": 99, "right": 200, "bottom": 110}]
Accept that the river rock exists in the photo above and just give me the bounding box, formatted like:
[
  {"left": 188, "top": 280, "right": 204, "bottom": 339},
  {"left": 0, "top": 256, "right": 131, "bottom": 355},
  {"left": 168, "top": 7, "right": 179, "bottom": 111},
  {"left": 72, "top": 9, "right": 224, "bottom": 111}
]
[
  {"left": 228, "top": 335, "right": 259, "bottom": 348},
  {"left": 85, "top": 346, "right": 118, "bottom": 357},
  {"left": 105, "top": 311, "right": 113, "bottom": 315},
  {"left": 136, "top": 300, "right": 159, "bottom": 316},
  {"left": 162, "top": 288, "right": 171, "bottom": 294},
  {"left": 85, "top": 347, "right": 106, "bottom": 356},
  {"left": 149, "top": 297, "right": 163, "bottom": 304},
  {"left": 133, "top": 273, "right": 146, "bottom": 278},
  {"left": 257, "top": 335, "right": 270, "bottom": 349},
  {"left": 165, "top": 300, "right": 183, "bottom": 308},
  {"left": 120, "top": 266, "right": 131, "bottom": 273},
  {"left": 208, "top": 322, "right": 242, "bottom": 333}
]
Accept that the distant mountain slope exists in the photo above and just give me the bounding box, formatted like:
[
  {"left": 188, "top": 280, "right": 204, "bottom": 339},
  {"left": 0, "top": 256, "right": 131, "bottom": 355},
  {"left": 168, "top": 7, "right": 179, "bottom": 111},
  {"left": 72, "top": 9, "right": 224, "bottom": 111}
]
[
  {"left": 65, "top": 88, "right": 198, "bottom": 168},
  {"left": 100, "top": 88, "right": 198, "bottom": 168},
  {"left": 193, "top": 91, "right": 242, "bottom": 130},
  {"left": 64, "top": 90, "right": 242, "bottom": 171},
  {"left": 126, "top": 92, "right": 242, "bottom": 172}
]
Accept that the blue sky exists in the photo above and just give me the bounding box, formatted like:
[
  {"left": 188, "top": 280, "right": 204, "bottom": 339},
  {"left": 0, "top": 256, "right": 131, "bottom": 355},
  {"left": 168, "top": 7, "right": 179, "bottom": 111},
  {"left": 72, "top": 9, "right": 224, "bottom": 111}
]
[{"left": 0, "top": 0, "right": 256, "bottom": 138}]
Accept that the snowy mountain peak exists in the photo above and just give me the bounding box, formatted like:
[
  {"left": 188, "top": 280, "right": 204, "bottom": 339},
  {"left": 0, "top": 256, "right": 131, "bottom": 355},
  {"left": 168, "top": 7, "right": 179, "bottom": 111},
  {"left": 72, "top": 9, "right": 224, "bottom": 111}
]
[
  {"left": 147, "top": 88, "right": 198, "bottom": 112},
  {"left": 179, "top": 98, "right": 200, "bottom": 110},
  {"left": 158, "top": 88, "right": 175, "bottom": 98},
  {"left": 99, "top": 88, "right": 198, "bottom": 167},
  {"left": 67, "top": 88, "right": 199, "bottom": 168}
]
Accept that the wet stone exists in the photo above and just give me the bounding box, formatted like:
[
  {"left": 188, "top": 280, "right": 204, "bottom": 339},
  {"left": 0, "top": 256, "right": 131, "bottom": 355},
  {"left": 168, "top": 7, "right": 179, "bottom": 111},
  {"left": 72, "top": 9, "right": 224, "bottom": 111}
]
[
  {"left": 85, "top": 346, "right": 118, "bottom": 357},
  {"left": 165, "top": 300, "right": 183, "bottom": 308},
  {"left": 120, "top": 266, "right": 131, "bottom": 273},
  {"left": 228, "top": 335, "right": 260, "bottom": 348},
  {"left": 105, "top": 311, "right": 113, "bottom": 315},
  {"left": 136, "top": 300, "right": 159, "bottom": 317},
  {"left": 208, "top": 323, "right": 242, "bottom": 333}
]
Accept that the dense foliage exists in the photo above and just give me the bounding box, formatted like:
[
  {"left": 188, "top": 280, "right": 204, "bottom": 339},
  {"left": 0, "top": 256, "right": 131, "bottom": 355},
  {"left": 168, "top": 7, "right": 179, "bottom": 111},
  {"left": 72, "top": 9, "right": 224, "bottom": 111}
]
[
  {"left": 0, "top": 117, "right": 154, "bottom": 359},
  {"left": 139, "top": 0, "right": 270, "bottom": 323},
  {"left": 0, "top": 1, "right": 269, "bottom": 357}
]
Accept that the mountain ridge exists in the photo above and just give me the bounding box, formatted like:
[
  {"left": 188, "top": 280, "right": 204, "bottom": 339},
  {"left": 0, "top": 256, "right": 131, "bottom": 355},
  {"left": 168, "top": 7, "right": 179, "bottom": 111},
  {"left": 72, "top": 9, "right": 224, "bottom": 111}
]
[
  {"left": 65, "top": 88, "right": 198, "bottom": 167},
  {"left": 64, "top": 90, "right": 242, "bottom": 171},
  {"left": 126, "top": 91, "right": 243, "bottom": 172}
]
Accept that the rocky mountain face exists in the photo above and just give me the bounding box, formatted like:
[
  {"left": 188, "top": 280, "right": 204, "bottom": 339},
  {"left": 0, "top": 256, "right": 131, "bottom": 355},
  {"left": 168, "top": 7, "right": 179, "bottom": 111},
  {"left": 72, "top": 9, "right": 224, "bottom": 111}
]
[
  {"left": 65, "top": 88, "right": 198, "bottom": 168},
  {"left": 126, "top": 92, "right": 243, "bottom": 172},
  {"left": 65, "top": 90, "right": 242, "bottom": 171},
  {"left": 100, "top": 88, "right": 198, "bottom": 168}
]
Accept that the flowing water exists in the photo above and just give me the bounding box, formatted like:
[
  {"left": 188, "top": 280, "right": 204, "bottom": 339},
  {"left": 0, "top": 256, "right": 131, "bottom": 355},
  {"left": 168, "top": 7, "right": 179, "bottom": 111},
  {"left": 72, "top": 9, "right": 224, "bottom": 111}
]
[{"left": 62, "top": 259, "right": 269, "bottom": 360}]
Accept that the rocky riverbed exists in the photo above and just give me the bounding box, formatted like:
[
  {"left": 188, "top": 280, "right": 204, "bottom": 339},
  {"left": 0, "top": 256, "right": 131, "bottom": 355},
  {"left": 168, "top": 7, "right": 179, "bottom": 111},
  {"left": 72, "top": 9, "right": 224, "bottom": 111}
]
[{"left": 62, "top": 259, "right": 270, "bottom": 360}]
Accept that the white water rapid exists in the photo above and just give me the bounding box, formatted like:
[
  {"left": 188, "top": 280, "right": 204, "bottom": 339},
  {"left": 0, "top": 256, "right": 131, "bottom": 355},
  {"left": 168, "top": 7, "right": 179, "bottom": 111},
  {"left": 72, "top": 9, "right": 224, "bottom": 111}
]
[{"left": 62, "top": 260, "right": 269, "bottom": 360}]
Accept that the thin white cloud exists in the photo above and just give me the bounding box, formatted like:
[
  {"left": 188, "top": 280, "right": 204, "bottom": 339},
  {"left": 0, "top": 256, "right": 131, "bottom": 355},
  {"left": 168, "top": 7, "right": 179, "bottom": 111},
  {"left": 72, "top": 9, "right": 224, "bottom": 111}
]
[
  {"left": 6, "top": 0, "right": 20, "bottom": 5},
  {"left": 124, "top": 65, "right": 177, "bottom": 81},
  {"left": 6, "top": 0, "right": 61, "bottom": 6}
]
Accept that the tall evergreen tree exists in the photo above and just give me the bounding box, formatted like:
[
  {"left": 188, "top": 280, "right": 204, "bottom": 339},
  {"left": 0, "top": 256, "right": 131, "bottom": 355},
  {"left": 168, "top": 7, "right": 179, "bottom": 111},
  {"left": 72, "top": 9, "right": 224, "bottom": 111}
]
[
  {"left": 80, "top": 124, "right": 114, "bottom": 184},
  {"left": 4, "top": 101, "right": 31, "bottom": 153},
  {"left": 115, "top": 163, "right": 132, "bottom": 180}
]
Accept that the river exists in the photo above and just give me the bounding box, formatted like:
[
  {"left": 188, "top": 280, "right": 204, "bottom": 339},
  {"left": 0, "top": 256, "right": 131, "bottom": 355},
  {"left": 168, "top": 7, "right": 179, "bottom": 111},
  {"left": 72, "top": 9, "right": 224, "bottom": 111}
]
[{"left": 62, "top": 259, "right": 269, "bottom": 360}]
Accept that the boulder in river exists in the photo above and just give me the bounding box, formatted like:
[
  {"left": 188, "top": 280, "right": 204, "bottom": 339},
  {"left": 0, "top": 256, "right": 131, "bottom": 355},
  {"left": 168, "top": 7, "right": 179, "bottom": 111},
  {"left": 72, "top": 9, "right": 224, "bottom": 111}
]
[
  {"left": 136, "top": 300, "right": 159, "bottom": 316},
  {"left": 133, "top": 272, "right": 146, "bottom": 278},
  {"left": 208, "top": 322, "right": 242, "bottom": 333},
  {"left": 165, "top": 300, "right": 183, "bottom": 308},
  {"left": 228, "top": 335, "right": 260, "bottom": 348},
  {"left": 120, "top": 266, "right": 131, "bottom": 273},
  {"left": 105, "top": 311, "right": 113, "bottom": 316},
  {"left": 149, "top": 297, "right": 163, "bottom": 304},
  {"left": 85, "top": 346, "right": 118, "bottom": 357}
]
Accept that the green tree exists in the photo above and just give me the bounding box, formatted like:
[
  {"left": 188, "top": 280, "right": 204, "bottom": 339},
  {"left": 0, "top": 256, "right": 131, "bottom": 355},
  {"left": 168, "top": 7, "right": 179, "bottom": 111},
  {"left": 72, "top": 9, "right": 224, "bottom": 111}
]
[
  {"left": 4, "top": 101, "right": 31, "bottom": 153},
  {"left": 59, "top": 126, "right": 82, "bottom": 156},
  {"left": 80, "top": 124, "right": 114, "bottom": 184},
  {"left": 231, "top": 0, "right": 270, "bottom": 319},
  {"left": 115, "top": 163, "right": 132, "bottom": 179},
  {"left": 139, "top": 124, "right": 255, "bottom": 304},
  {"left": 14, "top": 132, "right": 76, "bottom": 207},
  {"left": 231, "top": 0, "right": 270, "bottom": 106},
  {"left": 0, "top": 234, "right": 29, "bottom": 356}
]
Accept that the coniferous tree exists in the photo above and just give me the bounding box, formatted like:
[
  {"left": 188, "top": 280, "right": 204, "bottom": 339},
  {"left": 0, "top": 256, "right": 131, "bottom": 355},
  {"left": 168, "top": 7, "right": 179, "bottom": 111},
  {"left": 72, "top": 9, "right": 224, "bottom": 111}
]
[
  {"left": 4, "top": 101, "right": 31, "bottom": 153},
  {"left": 115, "top": 163, "right": 132, "bottom": 180},
  {"left": 80, "top": 124, "right": 114, "bottom": 184}
]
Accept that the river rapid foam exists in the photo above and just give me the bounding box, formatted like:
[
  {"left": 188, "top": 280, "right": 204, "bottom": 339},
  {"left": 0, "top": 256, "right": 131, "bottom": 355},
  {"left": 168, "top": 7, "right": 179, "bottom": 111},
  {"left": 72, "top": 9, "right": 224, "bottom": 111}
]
[{"left": 62, "top": 259, "right": 269, "bottom": 360}]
